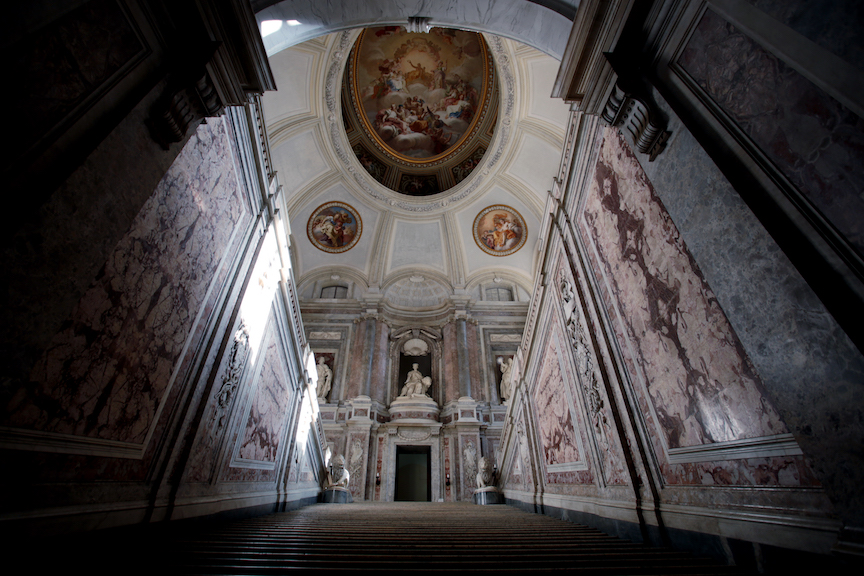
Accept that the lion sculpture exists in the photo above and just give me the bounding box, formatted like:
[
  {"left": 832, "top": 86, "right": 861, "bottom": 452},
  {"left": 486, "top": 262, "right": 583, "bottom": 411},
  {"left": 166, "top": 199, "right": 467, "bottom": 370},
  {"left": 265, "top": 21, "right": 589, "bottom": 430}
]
[
  {"left": 476, "top": 456, "right": 495, "bottom": 489},
  {"left": 326, "top": 454, "right": 350, "bottom": 488}
]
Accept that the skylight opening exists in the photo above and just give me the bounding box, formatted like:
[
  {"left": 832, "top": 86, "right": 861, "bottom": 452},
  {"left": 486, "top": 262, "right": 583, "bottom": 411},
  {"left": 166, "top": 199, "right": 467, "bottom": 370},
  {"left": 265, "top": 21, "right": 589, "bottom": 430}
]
[{"left": 261, "top": 20, "right": 283, "bottom": 37}]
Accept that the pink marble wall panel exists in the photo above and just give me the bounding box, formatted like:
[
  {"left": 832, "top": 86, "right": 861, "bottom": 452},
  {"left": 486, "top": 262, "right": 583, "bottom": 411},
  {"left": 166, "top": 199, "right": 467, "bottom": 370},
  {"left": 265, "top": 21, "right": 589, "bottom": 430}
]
[
  {"left": 680, "top": 9, "right": 864, "bottom": 256},
  {"left": 370, "top": 321, "right": 390, "bottom": 403},
  {"left": 345, "top": 322, "right": 367, "bottom": 399},
  {"left": 578, "top": 129, "right": 819, "bottom": 487},
  {"left": 237, "top": 323, "right": 292, "bottom": 463},
  {"left": 467, "top": 323, "right": 483, "bottom": 400},
  {"left": 443, "top": 437, "right": 453, "bottom": 501},
  {"left": 442, "top": 322, "right": 459, "bottom": 403},
  {"left": 530, "top": 315, "right": 592, "bottom": 487},
  {"left": 581, "top": 128, "right": 787, "bottom": 450},
  {"left": 5, "top": 118, "right": 249, "bottom": 445},
  {"left": 13, "top": 0, "right": 144, "bottom": 157}
]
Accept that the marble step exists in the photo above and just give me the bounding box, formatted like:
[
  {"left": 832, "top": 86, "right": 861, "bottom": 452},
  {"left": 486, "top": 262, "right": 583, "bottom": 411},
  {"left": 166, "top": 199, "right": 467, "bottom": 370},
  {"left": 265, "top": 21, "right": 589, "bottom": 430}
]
[{"left": 171, "top": 502, "right": 752, "bottom": 575}]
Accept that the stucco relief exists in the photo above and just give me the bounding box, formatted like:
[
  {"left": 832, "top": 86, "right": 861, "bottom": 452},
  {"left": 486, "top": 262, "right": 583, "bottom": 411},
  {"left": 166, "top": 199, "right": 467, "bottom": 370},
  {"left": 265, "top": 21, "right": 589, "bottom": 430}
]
[
  {"left": 558, "top": 263, "right": 627, "bottom": 485},
  {"left": 347, "top": 432, "right": 367, "bottom": 500},
  {"left": 460, "top": 435, "right": 479, "bottom": 495},
  {"left": 186, "top": 320, "right": 251, "bottom": 482},
  {"left": 5, "top": 118, "right": 249, "bottom": 445}
]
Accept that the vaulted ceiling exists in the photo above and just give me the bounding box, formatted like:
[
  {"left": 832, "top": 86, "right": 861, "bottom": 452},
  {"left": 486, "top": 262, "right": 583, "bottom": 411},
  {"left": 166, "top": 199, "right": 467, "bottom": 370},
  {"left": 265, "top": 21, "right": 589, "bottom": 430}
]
[{"left": 260, "top": 17, "right": 571, "bottom": 313}]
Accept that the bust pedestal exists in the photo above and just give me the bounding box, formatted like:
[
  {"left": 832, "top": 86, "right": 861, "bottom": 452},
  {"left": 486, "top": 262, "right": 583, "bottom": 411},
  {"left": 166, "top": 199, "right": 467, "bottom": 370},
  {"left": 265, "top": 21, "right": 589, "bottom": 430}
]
[
  {"left": 473, "top": 486, "right": 502, "bottom": 505},
  {"left": 320, "top": 486, "right": 353, "bottom": 503},
  {"left": 389, "top": 395, "right": 440, "bottom": 422}
]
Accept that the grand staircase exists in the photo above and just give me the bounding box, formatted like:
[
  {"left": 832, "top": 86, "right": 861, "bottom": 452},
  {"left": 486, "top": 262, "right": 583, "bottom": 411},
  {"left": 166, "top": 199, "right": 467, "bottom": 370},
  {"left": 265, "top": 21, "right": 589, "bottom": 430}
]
[{"left": 171, "top": 502, "right": 751, "bottom": 574}]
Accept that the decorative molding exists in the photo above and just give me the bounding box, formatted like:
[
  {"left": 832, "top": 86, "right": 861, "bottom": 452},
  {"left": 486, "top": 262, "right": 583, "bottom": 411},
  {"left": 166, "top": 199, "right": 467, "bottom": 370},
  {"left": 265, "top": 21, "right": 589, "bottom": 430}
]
[
  {"left": 396, "top": 428, "right": 432, "bottom": 442},
  {"left": 309, "top": 331, "right": 342, "bottom": 340},
  {"left": 666, "top": 433, "right": 804, "bottom": 464},
  {"left": 551, "top": 0, "right": 636, "bottom": 113},
  {"left": 406, "top": 17, "right": 432, "bottom": 34},
  {"left": 0, "top": 427, "right": 144, "bottom": 459},
  {"left": 147, "top": 0, "right": 276, "bottom": 149},
  {"left": 490, "top": 334, "right": 523, "bottom": 343}
]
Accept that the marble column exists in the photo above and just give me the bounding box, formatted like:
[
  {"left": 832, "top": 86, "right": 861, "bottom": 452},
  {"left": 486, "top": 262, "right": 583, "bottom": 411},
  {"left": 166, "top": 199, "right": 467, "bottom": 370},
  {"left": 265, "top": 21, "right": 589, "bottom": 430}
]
[
  {"left": 456, "top": 318, "right": 472, "bottom": 399},
  {"left": 360, "top": 317, "right": 377, "bottom": 398}
]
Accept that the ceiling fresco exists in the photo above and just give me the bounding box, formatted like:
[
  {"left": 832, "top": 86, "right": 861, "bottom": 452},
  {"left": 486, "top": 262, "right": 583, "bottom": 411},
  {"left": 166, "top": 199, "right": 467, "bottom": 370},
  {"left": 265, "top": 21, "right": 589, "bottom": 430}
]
[
  {"left": 342, "top": 27, "right": 499, "bottom": 195},
  {"left": 473, "top": 205, "right": 528, "bottom": 257}
]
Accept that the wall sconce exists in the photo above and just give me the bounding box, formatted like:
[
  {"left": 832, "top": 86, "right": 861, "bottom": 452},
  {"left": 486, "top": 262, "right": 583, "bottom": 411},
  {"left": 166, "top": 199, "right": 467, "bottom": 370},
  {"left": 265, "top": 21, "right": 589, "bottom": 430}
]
[
  {"left": 375, "top": 472, "right": 380, "bottom": 485},
  {"left": 445, "top": 473, "right": 451, "bottom": 488}
]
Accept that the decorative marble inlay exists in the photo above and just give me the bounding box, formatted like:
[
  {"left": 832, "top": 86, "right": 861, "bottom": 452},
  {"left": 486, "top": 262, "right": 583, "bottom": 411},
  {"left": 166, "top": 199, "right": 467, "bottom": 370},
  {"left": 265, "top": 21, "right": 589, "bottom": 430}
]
[
  {"left": 679, "top": 9, "right": 864, "bottom": 257},
  {"left": 5, "top": 118, "right": 248, "bottom": 444},
  {"left": 347, "top": 432, "right": 367, "bottom": 499},
  {"left": 309, "top": 331, "right": 342, "bottom": 340},
  {"left": 237, "top": 322, "right": 292, "bottom": 463},
  {"left": 580, "top": 128, "right": 789, "bottom": 451},
  {"left": 531, "top": 321, "right": 586, "bottom": 475}
]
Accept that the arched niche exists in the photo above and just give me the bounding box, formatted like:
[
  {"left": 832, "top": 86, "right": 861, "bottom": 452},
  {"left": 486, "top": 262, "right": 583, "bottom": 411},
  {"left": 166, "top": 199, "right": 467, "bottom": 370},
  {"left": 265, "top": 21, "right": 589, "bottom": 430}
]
[{"left": 388, "top": 326, "right": 443, "bottom": 406}]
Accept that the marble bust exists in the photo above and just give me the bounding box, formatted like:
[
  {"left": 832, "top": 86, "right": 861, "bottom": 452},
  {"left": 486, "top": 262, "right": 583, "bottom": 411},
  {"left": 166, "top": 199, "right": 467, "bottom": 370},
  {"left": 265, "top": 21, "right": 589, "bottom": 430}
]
[{"left": 399, "top": 363, "right": 432, "bottom": 397}]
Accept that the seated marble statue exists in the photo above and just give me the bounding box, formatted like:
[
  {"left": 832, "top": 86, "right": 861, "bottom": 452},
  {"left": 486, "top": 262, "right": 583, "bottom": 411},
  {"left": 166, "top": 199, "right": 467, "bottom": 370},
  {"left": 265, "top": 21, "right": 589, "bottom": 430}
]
[{"left": 399, "top": 363, "right": 432, "bottom": 397}]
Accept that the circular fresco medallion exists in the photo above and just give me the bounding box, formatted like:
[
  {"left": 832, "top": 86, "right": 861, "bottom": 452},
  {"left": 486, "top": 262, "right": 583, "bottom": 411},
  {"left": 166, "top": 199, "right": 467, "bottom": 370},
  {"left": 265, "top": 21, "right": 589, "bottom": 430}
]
[
  {"left": 307, "top": 202, "right": 363, "bottom": 253},
  {"left": 349, "top": 27, "right": 492, "bottom": 165},
  {"left": 473, "top": 205, "right": 527, "bottom": 256}
]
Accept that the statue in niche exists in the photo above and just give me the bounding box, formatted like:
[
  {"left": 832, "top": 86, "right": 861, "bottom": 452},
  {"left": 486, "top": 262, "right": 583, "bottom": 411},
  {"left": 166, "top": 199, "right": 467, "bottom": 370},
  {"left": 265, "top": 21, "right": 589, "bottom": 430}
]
[
  {"left": 398, "top": 363, "right": 432, "bottom": 397},
  {"left": 316, "top": 356, "right": 332, "bottom": 402},
  {"left": 497, "top": 356, "right": 514, "bottom": 402}
]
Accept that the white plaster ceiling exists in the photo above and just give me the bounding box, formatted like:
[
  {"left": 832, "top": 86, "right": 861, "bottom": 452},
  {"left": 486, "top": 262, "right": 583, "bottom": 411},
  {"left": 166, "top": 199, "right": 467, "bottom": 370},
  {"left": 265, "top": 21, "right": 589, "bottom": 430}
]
[
  {"left": 263, "top": 30, "right": 571, "bottom": 308},
  {"left": 256, "top": 0, "right": 577, "bottom": 60}
]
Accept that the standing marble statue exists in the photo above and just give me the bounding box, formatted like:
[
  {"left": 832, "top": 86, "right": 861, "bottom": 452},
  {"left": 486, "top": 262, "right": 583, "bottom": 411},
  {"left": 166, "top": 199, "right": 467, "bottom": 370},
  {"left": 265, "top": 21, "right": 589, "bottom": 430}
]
[
  {"left": 497, "top": 356, "right": 514, "bottom": 402},
  {"left": 316, "top": 356, "right": 332, "bottom": 402},
  {"left": 399, "top": 363, "right": 432, "bottom": 397}
]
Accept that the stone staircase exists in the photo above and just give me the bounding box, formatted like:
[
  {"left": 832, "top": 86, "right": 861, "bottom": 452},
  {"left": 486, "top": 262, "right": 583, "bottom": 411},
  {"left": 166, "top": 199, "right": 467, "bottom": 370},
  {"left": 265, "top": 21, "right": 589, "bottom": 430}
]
[{"left": 171, "top": 502, "right": 751, "bottom": 574}]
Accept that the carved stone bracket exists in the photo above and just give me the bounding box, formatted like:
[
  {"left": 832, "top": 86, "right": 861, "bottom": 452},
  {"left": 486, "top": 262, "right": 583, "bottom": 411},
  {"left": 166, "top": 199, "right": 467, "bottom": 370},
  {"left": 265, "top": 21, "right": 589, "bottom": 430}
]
[
  {"left": 601, "top": 82, "right": 670, "bottom": 161},
  {"left": 146, "top": 0, "right": 276, "bottom": 149}
]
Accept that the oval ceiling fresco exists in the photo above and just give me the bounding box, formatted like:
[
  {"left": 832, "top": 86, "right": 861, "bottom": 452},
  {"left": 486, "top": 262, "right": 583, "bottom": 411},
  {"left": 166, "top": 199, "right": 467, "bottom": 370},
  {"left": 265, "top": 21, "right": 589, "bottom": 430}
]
[{"left": 343, "top": 27, "right": 499, "bottom": 196}]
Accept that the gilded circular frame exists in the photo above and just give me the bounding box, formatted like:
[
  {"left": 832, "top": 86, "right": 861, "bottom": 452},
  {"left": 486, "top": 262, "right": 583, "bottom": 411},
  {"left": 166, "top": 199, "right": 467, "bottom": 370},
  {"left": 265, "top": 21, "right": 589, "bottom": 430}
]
[
  {"left": 472, "top": 205, "right": 527, "bottom": 256},
  {"left": 307, "top": 201, "right": 363, "bottom": 253}
]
